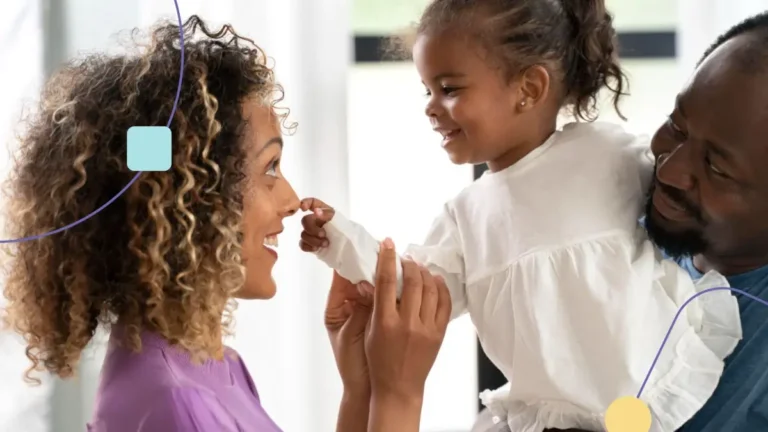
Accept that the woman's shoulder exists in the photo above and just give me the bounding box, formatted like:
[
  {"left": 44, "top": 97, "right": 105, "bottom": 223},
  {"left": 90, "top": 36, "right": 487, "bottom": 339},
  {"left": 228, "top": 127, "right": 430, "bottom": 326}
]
[
  {"left": 89, "top": 341, "right": 247, "bottom": 431},
  {"left": 88, "top": 384, "right": 236, "bottom": 432},
  {"left": 224, "top": 346, "right": 261, "bottom": 397}
]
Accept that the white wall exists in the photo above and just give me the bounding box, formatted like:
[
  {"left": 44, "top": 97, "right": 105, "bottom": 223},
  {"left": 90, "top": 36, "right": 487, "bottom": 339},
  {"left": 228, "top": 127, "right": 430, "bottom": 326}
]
[
  {"left": 677, "top": 0, "right": 768, "bottom": 73},
  {"left": 588, "top": 59, "right": 684, "bottom": 134},
  {"left": 352, "top": 0, "right": 678, "bottom": 34},
  {"left": 348, "top": 63, "right": 478, "bottom": 431}
]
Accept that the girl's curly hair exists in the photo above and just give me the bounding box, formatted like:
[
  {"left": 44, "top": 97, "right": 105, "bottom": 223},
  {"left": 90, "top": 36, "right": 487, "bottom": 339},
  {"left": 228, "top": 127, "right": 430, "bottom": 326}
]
[{"left": 1, "top": 15, "right": 286, "bottom": 381}]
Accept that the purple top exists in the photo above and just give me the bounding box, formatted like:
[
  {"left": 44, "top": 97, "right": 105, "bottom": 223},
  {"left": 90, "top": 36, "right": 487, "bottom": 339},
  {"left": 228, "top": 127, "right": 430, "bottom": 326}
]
[{"left": 87, "top": 326, "right": 281, "bottom": 431}]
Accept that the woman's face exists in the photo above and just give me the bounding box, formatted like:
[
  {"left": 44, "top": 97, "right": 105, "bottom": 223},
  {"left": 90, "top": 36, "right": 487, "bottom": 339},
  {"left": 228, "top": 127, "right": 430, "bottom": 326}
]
[{"left": 238, "top": 100, "right": 299, "bottom": 299}]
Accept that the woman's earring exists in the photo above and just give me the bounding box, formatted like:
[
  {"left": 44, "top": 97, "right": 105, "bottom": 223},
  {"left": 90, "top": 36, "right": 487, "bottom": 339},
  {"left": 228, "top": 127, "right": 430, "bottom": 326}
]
[{"left": 520, "top": 100, "right": 527, "bottom": 107}]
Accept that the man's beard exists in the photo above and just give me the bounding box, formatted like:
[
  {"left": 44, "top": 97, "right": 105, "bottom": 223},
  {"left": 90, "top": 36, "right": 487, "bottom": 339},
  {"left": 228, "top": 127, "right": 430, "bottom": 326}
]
[{"left": 643, "top": 179, "right": 708, "bottom": 259}]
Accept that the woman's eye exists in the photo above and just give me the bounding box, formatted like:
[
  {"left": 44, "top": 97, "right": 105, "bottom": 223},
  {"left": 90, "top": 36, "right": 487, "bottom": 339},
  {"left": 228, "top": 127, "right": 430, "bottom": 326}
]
[{"left": 266, "top": 160, "right": 279, "bottom": 177}]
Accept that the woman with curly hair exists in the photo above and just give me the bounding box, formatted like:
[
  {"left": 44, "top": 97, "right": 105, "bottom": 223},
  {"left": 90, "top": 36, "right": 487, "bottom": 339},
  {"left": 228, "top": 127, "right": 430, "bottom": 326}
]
[{"left": 1, "top": 15, "right": 452, "bottom": 432}]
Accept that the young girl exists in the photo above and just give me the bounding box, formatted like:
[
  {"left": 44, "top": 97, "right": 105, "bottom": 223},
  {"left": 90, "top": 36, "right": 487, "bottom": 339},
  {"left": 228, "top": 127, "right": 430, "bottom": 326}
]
[{"left": 300, "top": 0, "right": 742, "bottom": 431}]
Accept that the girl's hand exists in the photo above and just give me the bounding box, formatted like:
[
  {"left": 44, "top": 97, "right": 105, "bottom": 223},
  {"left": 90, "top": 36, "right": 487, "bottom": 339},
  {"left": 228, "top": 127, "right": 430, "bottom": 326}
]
[{"left": 299, "top": 197, "right": 334, "bottom": 252}]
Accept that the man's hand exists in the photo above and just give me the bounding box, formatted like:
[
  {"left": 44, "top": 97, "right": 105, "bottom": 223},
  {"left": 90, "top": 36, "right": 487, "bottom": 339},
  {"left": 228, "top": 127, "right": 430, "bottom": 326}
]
[{"left": 299, "top": 197, "right": 335, "bottom": 252}]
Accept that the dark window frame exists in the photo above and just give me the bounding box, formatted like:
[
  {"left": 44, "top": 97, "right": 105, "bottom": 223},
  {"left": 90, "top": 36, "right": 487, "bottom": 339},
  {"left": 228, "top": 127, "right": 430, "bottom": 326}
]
[{"left": 354, "top": 32, "right": 675, "bottom": 63}]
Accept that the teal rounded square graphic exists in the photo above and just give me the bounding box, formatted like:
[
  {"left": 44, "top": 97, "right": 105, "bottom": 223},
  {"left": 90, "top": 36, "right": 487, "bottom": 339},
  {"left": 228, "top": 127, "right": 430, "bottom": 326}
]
[{"left": 127, "top": 126, "right": 172, "bottom": 172}]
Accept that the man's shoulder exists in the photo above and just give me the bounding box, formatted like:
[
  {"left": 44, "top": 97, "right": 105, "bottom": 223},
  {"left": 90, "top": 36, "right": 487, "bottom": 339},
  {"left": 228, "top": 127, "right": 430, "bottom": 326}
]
[{"left": 728, "top": 263, "right": 768, "bottom": 292}]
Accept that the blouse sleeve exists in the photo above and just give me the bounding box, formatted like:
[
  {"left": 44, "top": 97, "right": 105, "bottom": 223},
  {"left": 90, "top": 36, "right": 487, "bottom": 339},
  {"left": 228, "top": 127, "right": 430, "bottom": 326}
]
[
  {"left": 404, "top": 206, "right": 468, "bottom": 320},
  {"left": 315, "top": 206, "right": 467, "bottom": 320}
]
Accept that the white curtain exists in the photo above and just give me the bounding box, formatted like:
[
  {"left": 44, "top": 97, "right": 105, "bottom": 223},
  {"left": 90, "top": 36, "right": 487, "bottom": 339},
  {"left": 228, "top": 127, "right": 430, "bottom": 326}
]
[
  {"left": 0, "top": 1, "right": 50, "bottom": 432},
  {"left": 33, "top": 1, "right": 351, "bottom": 431}
]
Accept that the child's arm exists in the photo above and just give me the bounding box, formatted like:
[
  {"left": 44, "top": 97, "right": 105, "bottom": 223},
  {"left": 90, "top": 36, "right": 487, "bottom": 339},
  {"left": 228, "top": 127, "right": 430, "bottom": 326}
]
[{"left": 299, "top": 198, "right": 467, "bottom": 320}]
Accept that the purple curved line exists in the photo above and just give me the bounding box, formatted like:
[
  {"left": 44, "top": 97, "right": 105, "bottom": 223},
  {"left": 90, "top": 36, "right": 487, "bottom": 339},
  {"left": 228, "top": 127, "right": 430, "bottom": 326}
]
[
  {"left": 637, "top": 286, "right": 759, "bottom": 397},
  {"left": 0, "top": 0, "right": 185, "bottom": 244}
]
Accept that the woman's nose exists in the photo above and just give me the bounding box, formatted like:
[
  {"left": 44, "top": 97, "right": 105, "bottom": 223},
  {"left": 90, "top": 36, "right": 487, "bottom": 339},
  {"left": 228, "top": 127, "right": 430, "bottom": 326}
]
[{"left": 277, "top": 178, "right": 300, "bottom": 217}]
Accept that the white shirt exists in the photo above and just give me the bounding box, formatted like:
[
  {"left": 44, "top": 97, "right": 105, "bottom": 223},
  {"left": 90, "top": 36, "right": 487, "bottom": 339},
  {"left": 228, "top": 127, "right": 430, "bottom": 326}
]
[{"left": 315, "top": 122, "right": 742, "bottom": 432}]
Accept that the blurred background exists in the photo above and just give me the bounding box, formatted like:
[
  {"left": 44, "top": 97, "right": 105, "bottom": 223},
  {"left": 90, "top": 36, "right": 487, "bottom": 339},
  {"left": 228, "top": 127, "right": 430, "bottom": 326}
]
[{"left": 0, "top": 0, "right": 766, "bottom": 431}]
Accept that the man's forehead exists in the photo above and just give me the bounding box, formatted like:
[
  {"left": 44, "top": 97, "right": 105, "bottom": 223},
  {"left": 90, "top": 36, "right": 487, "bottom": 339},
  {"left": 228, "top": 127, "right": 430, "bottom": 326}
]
[
  {"left": 686, "top": 35, "right": 768, "bottom": 105},
  {"left": 679, "top": 37, "right": 768, "bottom": 157}
]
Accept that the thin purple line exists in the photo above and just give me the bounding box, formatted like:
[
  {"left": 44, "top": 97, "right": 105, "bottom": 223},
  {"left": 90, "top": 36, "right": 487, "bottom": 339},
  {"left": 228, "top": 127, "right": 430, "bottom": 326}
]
[
  {"left": 0, "top": 0, "right": 185, "bottom": 243},
  {"left": 637, "top": 286, "right": 760, "bottom": 397}
]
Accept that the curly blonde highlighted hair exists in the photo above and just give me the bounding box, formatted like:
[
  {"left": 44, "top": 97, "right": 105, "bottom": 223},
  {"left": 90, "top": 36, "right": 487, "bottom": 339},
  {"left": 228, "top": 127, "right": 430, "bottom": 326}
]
[{"left": 1, "top": 15, "right": 284, "bottom": 381}]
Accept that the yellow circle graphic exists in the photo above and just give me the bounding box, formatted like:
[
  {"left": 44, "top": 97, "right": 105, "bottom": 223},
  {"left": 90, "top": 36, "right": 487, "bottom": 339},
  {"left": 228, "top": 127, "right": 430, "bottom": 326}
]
[{"left": 604, "top": 396, "right": 652, "bottom": 432}]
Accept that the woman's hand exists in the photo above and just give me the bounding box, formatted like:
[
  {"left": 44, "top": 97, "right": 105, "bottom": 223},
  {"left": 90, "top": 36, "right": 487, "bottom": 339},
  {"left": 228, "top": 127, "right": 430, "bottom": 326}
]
[
  {"left": 324, "top": 270, "right": 374, "bottom": 432},
  {"left": 366, "top": 237, "right": 452, "bottom": 432},
  {"left": 325, "top": 271, "right": 373, "bottom": 391}
]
